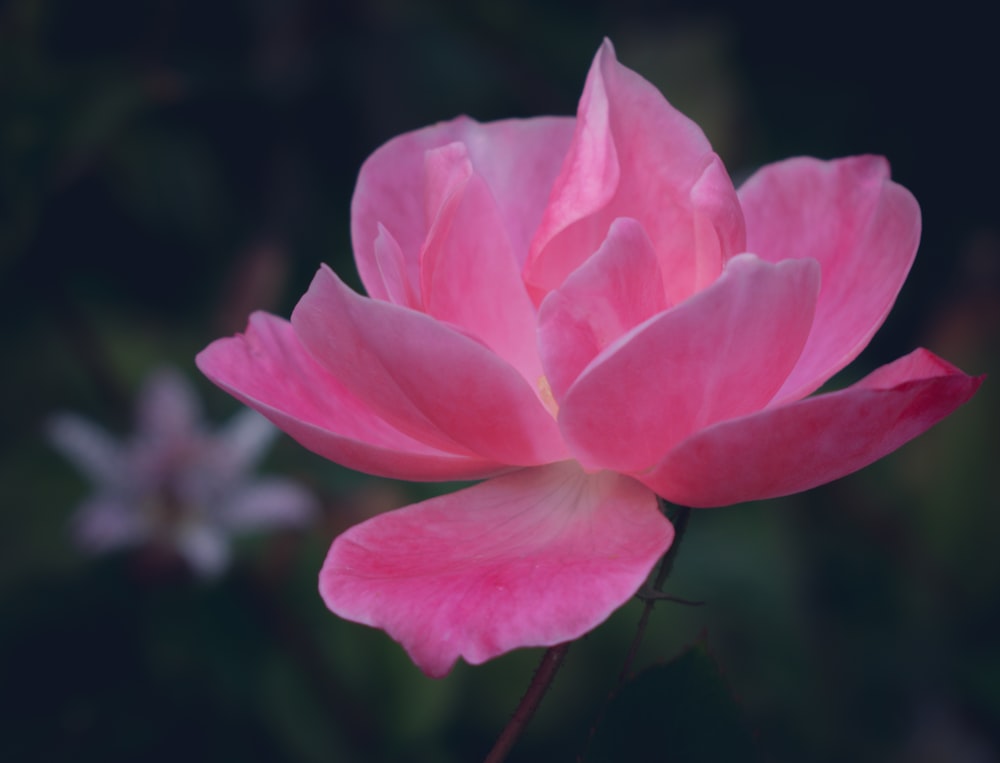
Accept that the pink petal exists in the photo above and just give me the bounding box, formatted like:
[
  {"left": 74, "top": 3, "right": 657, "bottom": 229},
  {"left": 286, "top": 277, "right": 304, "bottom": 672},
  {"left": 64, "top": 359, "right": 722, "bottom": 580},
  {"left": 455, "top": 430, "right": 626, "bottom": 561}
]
[
  {"left": 291, "top": 266, "right": 567, "bottom": 466},
  {"left": 524, "top": 39, "right": 744, "bottom": 304},
  {"left": 319, "top": 461, "right": 673, "bottom": 677},
  {"left": 559, "top": 254, "right": 819, "bottom": 473},
  {"left": 739, "top": 155, "right": 921, "bottom": 402},
  {"left": 689, "top": 155, "right": 747, "bottom": 292},
  {"left": 373, "top": 224, "right": 418, "bottom": 308},
  {"left": 537, "top": 217, "right": 668, "bottom": 402},
  {"left": 196, "top": 312, "right": 507, "bottom": 482},
  {"left": 419, "top": 143, "right": 541, "bottom": 382},
  {"left": 352, "top": 115, "right": 574, "bottom": 300},
  {"left": 641, "top": 349, "right": 984, "bottom": 507}
]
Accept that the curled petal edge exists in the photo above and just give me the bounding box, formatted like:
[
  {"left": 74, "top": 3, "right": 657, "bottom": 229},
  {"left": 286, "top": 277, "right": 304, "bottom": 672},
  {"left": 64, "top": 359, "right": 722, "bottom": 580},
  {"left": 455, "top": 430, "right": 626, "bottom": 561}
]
[
  {"left": 196, "top": 312, "right": 509, "bottom": 483},
  {"left": 638, "top": 348, "right": 984, "bottom": 507}
]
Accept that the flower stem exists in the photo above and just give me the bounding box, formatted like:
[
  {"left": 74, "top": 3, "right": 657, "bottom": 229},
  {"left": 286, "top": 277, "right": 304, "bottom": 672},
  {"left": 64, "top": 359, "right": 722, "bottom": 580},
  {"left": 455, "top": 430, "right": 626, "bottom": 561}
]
[
  {"left": 576, "top": 501, "right": 693, "bottom": 762},
  {"left": 616, "top": 500, "right": 692, "bottom": 685},
  {"left": 483, "top": 642, "right": 571, "bottom": 763}
]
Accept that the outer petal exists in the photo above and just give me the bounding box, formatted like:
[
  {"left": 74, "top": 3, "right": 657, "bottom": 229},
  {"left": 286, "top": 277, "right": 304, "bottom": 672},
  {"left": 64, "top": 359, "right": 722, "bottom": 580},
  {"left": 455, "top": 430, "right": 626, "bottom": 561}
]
[
  {"left": 352, "top": 115, "right": 575, "bottom": 300},
  {"left": 537, "top": 217, "right": 668, "bottom": 402},
  {"left": 419, "top": 143, "right": 541, "bottom": 383},
  {"left": 196, "top": 312, "right": 507, "bottom": 482},
  {"left": 524, "top": 39, "right": 744, "bottom": 303},
  {"left": 641, "top": 349, "right": 984, "bottom": 507},
  {"left": 319, "top": 462, "right": 673, "bottom": 677},
  {"left": 739, "top": 156, "right": 921, "bottom": 402},
  {"left": 291, "top": 266, "right": 567, "bottom": 466},
  {"left": 560, "top": 255, "right": 819, "bottom": 473}
]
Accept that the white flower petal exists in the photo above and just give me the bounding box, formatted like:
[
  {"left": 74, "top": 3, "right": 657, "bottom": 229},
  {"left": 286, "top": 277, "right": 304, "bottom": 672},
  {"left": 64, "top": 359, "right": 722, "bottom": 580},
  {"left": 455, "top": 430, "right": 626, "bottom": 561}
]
[
  {"left": 136, "top": 367, "right": 202, "bottom": 441},
  {"left": 72, "top": 497, "right": 150, "bottom": 552},
  {"left": 48, "top": 414, "right": 125, "bottom": 488},
  {"left": 214, "top": 409, "right": 280, "bottom": 476},
  {"left": 218, "top": 479, "right": 319, "bottom": 531},
  {"left": 175, "top": 523, "right": 231, "bottom": 578}
]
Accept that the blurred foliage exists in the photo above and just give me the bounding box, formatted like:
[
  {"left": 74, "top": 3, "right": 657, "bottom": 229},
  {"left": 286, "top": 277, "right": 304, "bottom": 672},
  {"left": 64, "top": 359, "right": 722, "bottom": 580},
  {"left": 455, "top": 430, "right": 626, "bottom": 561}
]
[
  {"left": 2, "top": 0, "right": 998, "bottom": 761},
  {"left": 584, "top": 644, "right": 762, "bottom": 762}
]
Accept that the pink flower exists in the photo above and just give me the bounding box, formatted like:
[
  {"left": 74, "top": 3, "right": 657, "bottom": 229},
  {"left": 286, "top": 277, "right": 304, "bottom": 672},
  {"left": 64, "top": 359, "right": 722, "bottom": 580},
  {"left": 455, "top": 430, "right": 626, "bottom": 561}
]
[
  {"left": 197, "top": 41, "right": 981, "bottom": 675},
  {"left": 49, "top": 368, "right": 318, "bottom": 578}
]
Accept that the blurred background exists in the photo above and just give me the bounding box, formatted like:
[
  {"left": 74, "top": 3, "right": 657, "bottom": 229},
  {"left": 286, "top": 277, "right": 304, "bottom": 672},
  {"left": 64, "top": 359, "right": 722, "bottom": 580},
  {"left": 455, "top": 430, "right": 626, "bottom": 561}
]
[{"left": 2, "top": 0, "right": 998, "bottom": 761}]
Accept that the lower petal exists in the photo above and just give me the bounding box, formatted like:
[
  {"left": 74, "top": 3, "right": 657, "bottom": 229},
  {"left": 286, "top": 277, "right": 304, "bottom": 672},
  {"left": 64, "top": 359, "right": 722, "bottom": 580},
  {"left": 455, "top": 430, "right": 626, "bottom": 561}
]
[
  {"left": 640, "top": 349, "right": 983, "bottom": 507},
  {"left": 319, "top": 461, "right": 673, "bottom": 677}
]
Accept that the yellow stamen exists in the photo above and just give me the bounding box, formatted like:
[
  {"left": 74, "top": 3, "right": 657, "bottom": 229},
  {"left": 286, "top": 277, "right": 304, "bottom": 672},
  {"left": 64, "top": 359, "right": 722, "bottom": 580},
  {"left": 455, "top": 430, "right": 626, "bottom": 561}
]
[{"left": 537, "top": 375, "right": 559, "bottom": 418}]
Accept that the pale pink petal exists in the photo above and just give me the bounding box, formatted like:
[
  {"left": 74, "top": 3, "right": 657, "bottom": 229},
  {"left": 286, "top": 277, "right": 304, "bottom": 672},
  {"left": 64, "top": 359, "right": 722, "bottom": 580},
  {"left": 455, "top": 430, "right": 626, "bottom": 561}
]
[
  {"left": 537, "top": 217, "right": 668, "bottom": 401},
  {"left": 641, "top": 349, "right": 984, "bottom": 507},
  {"left": 214, "top": 409, "right": 279, "bottom": 477},
  {"left": 373, "top": 224, "right": 419, "bottom": 308},
  {"left": 419, "top": 143, "right": 541, "bottom": 382},
  {"left": 174, "top": 523, "right": 230, "bottom": 578},
  {"left": 524, "top": 39, "right": 744, "bottom": 303},
  {"left": 72, "top": 497, "right": 150, "bottom": 552},
  {"left": 218, "top": 479, "right": 319, "bottom": 530},
  {"left": 291, "top": 266, "right": 567, "bottom": 466},
  {"left": 136, "top": 368, "right": 202, "bottom": 441},
  {"left": 739, "top": 155, "right": 921, "bottom": 402},
  {"left": 47, "top": 414, "right": 125, "bottom": 488},
  {"left": 196, "top": 312, "right": 507, "bottom": 482},
  {"left": 690, "top": 155, "right": 747, "bottom": 292},
  {"left": 319, "top": 461, "right": 673, "bottom": 677},
  {"left": 559, "top": 255, "right": 819, "bottom": 473},
  {"left": 352, "top": 115, "right": 574, "bottom": 300},
  {"left": 422, "top": 142, "right": 471, "bottom": 227},
  {"left": 458, "top": 118, "right": 576, "bottom": 263}
]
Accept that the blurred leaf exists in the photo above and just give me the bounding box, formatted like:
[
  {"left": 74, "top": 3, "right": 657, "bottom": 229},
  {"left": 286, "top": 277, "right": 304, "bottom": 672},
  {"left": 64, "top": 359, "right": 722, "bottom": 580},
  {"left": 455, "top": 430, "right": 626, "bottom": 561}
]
[
  {"left": 584, "top": 644, "right": 760, "bottom": 763},
  {"left": 108, "top": 126, "right": 232, "bottom": 244},
  {"left": 259, "top": 653, "right": 354, "bottom": 763}
]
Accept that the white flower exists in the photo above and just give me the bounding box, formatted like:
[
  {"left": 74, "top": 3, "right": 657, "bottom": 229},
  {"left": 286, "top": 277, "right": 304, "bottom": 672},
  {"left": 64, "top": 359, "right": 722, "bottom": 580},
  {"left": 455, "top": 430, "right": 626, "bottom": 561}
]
[{"left": 48, "top": 367, "right": 319, "bottom": 577}]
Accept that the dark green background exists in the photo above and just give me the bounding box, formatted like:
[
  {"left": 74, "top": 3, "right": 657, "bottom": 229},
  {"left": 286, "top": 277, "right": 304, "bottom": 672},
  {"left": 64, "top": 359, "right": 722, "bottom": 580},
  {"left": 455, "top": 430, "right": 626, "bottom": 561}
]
[{"left": 3, "top": 1, "right": 998, "bottom": 760}]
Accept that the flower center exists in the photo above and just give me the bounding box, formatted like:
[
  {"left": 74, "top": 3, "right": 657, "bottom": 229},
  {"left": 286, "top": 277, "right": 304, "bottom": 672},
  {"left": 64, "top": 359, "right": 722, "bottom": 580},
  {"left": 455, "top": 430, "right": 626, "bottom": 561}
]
[{"left": 537, "top": 375, "right": 559, "bottom": 418}]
